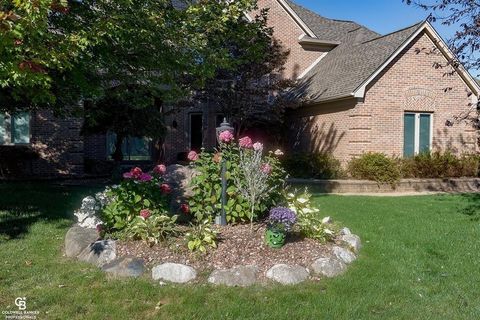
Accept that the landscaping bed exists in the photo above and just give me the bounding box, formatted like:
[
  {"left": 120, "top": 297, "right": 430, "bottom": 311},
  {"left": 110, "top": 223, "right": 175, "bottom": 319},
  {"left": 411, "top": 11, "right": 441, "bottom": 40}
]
[{"left": 116, "top": 223, "right": 332, "bottom": 280}]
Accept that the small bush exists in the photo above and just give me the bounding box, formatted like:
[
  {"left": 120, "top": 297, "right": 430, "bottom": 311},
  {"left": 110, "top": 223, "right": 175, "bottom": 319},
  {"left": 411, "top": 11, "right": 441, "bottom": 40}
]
[
  {"left": 348, "top": 152, "right": 401, "bottom": 185},
  {"left": 282, "top": 153, "right": 343, "bottom": 179},
  {"left": 401, "top": 151, "right": 480, "bottom": 178}
]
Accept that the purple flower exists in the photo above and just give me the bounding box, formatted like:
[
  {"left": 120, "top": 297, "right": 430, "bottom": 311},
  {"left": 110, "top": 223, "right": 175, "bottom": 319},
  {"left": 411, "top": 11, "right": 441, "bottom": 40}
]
[
  {"left": 123, "top": 172, "right": 133, "bottom": 179},
  {"left": 139, "top": 173, "right": 153, "bottom": 182},
  {"left": 267, "top": 207, "right": 297, "bottom": 232}
]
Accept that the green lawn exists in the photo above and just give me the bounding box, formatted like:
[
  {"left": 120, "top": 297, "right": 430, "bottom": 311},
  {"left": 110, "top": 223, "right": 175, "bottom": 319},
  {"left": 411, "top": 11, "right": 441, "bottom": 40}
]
[{"left": 1, "top": 183, "right": 479, "bottom": 319}]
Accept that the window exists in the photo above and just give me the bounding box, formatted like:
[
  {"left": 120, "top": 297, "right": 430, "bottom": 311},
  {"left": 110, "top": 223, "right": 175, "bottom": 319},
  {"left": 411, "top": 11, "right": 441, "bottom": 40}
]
[
  {"left": 106, "top": 132, "right": 152, "bottom": 161},
  {"left": 403, "top": 112, "right": 432, "bottom": 157},
  {"left": 189, "top": 113, "right": 203, "bottom": 151},
  {"left": 0, "top": 112, "right": 30, "bottom": 145}
]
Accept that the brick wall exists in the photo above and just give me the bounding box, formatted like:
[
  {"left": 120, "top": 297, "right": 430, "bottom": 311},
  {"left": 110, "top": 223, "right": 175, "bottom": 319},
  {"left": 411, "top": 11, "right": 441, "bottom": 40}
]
[
  {"left": 29, "top": 110, "right": 85, "bottom": 177},
  {"left": 290, "top": 31, "right": 478, "bottom": 163}
]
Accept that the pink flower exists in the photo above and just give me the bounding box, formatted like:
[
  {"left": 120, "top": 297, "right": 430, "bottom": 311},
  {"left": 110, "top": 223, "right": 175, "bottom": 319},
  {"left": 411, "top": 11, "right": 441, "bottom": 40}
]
[
  {"left": 180, "top": 203, "right": 190, "bottom": 214},
  {"left": 253, "top": 142, "right": 263, "bottom": 151},
  {"left": 219, "top": 130, "right": 234, "bottom": 143},
  {"left": 139, "top": 173, "right": 153, "bottom": 182},
  {"left": 261, "top": 163, "right": 272, "bottom": 175},
  {"left": 187, "top": 150, "right": 199, "bottom": 161},
  {"left": 274, "top": 149, "right": 284, "bottom": 156},
  {"left": 131, "top": 167, "right": 143, "bottom": 178},
  {"left": 160, "top": 183, "right": 172, "bottom": 194},
  {"left": 153, "top": 164, "right": 167, "bottom": 175},
  {"left": 123, "top": 172, "right": 133, "bottom": 179},
  {"left": 140, "top": 209, "right": 151, "bottom": 219},
  {"left": 239, "top": 136, "right": 253, "bottom": 149}
]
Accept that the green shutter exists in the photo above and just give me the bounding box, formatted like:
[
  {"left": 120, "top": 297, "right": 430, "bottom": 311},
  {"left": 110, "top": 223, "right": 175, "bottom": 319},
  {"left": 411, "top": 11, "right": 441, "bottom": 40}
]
[
  {"left": 0, "top": 114, "right": 5, "bottom": 144},
  {"left": 403, "top": 114, "right": 415, "bottom": 157},
  {"left": 419, "top": 114, "right": 431, "bottom": 153},
  {"left": 12, "top": 112, "right": 30, "bottom": 144}
]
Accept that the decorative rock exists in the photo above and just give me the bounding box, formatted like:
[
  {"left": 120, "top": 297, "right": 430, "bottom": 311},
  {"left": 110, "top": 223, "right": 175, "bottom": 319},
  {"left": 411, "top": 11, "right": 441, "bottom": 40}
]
[
  {"left": 311, "top": 257, "right": 347, "bottom": 278},
  {"left": 332, "top": 246, "right": 357, "bottom": 264},
  {"left": 164, "top": 165, "right": 199, "bottom": 213},
  {"left": 74, "top": 196, "right": 103, "bottom": 229},
  {"left": 322, "top": 216, "right": 333, "bottom": 224},
  {"left": 340, "top": 227, "right": 352, "bottom": 235},
  {"left": 340, "top": 234, "right": 362, "bottom": 253},
  {"left": 152, "top": 263, "right": 197, "bottom": 283},
  {"left": 208, "top": 265, "right": 258, "bottom": 287},
  {"left": 64, "top": 226, "right": 98, "bottom": 258},
  {"left": 266, "top": 264, "right": 309, "bottom": 285},
  {"left": 78, "top": 216, "right": 102, "bottom": 229},
  {"left": 77, "top": 240, "right": 117, "bottom": 267},
  {"left": 102, "top": 256, "right": 145, "bottom": 278}
]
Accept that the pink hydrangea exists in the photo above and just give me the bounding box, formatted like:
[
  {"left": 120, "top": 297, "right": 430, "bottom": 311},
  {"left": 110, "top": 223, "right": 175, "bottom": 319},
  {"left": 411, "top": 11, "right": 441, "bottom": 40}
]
[
  {"left": 187, "top": 150, "right": 199, "bottom": 161},
  {"left": 180, "top": 203, "right": 190, "bottom": 214},
  {"left": 261, "top": 163, "right": 272, "bottom": 175},
  {"left": 253, "top": 142, "right": 263, "bottom": 151},
  {"left": 131, "top": 167, "right": 143, "bottom": 178},
  {"left": 140, "top": 209, "right": 151, "bottom": 219},
  {"left": 123, "top": 172, "right": 133, "bottom": 179},
  {"left": 219, "top": 130, "right": 234, "bottom": 143},
  {"left": 239, "top": 136, "right": 253, "bottom": 149},
  {"left": 160, "top": 183, "right": 172, "bottom": 194},
  {"left": 153, "top": 164, "right": 167, "bottom": 175}
]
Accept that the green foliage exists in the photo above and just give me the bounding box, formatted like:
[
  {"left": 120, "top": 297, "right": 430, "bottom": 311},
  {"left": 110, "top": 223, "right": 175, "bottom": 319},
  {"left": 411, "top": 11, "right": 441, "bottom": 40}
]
[
  {"left": 185, "top": 219, "right": 218, "bottom": 253},
  {"left": 101, "top": 172, "right": 169, "bottom": 231},
  {"left": 282, "top": 152, "right": 344, "bottom": 179},
  {"left": 286, "top": 189, "right": 336, "bottom": 243},
  {"left": 401, "top": 151, "right": 480, "bottom": 178},
  {"left": 348, "top": 152, "right": 401, "bottom": 185},
  {"left": 124, "top": 214, "right": 178, "bottom": 247},
  {"left": 189, "top": 144, "right": 286, "bottom": 223}
]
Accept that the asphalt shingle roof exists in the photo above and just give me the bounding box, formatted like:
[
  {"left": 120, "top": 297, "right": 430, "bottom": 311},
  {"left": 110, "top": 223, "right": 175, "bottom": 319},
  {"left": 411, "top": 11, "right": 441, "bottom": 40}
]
[{"left": 286, "top": 1, "right": 423, "bottom": 103}]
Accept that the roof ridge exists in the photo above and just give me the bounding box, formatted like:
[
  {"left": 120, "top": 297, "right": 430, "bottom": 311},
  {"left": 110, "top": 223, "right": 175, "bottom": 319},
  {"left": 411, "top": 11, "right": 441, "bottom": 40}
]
[{"left": 361, "top": 21, "right": 425, "bottom": 45}]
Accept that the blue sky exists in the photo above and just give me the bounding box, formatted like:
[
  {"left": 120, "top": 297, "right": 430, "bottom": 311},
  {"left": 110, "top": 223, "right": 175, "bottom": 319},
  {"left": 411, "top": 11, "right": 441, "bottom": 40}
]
[{"left": 293, "top": 0, "right": 454, "bottom": 40}]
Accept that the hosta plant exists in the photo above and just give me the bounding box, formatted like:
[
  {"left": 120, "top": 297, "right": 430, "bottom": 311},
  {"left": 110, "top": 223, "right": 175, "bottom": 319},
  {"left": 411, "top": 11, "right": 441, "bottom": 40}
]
[
  {"left": 185, "top": 219, "right": 218, "bottom": 253},
  {"left": 124, "top": 210, "right": 179, "bottom": 246}
]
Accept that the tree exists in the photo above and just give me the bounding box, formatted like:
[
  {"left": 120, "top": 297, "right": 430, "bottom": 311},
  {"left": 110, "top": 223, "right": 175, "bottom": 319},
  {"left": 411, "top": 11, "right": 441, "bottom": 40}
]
[
  {"left": 193, "top": 9, "right": 295, "bottom": 139},
  {"left": 404, "top": 0, "right": 480, "bottom": 75}
]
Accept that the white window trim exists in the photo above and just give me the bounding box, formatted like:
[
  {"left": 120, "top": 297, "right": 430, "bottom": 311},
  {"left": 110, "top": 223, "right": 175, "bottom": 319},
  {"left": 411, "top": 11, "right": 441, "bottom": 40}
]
[
  {"left": 1, "top": 112, "right": 31, "bottom": 146},
  {"left": 405, "top": 112, "right": 433, "bottom": 155}
]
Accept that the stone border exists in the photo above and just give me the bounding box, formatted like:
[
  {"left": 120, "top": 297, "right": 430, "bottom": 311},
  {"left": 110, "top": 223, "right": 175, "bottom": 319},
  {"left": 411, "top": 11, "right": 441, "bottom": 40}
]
[
  {"left": 64, "top": 224, "right": 362, "bottom": 286},
  {"left": 288, "top": 177, "right": 480, "bottom": 194}
]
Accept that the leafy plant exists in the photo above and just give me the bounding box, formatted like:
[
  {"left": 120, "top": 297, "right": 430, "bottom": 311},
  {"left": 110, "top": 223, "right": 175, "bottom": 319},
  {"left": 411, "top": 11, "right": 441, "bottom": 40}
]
[
  {"left": 101, "top": 166, "right": 170, "bottom": 231},
  {"left": 401, "top": 151, "right": 479, "bottom": 178},
  {"left": 125, "top": 213, "right": 179, "bottom": 246},
  {"left": 185, "top": 219, "right": 218, "bottom": 253},
  {"left": 348, "top": 152, "right": 401, "bottom": 186},
  {"left": 188, "top": 139, "right": 286, "bottom": 223},
  {"left": 282, "top": 152, "right": 344, "bottom": 179},
  {"left": 286, "top": 189, "right": 336, "bottom": 243}
]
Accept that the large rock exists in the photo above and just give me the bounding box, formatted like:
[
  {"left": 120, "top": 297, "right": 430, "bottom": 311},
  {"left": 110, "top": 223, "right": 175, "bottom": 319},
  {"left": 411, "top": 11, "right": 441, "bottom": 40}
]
[
  {"left": 340, "top": 234, "right": 362, "bottom": 253},
  {"left": 339, "top": 227, "right": 352, "bottom": 236},
  {"left": 77, "top": 240, "right": 117, "bottom": 267},
  {"left": 332, "top": 246, "right": 357, "bottom": 264},
  {"left": 102, "top": 256, "right": 145, "bottom": 278},
  {"left": 65, "top": 226, "right": 99, "bottom": 258},
  {"left": 208, "top": 265, "right": 258, "bottom": 287},
  {"left": 74, "top": 196, "right": 102, "bottom": 229},
  {"left": 151, "top": 263, "right": 197, "bottom": 283},
  {"left": 311, "top": 257, "right": 347, "bottom": 278},
  {"left": 164, "top": 165, "right": 198, "bottom": 213},
  {"left": 266, "top": 264, "right": 309, "bottom": 285}
]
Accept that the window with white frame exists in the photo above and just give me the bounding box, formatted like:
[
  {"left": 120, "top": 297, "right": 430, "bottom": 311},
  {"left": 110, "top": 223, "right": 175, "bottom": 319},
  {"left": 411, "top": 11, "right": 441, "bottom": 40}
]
[
  {"left": 0, "top": 112, "right": 31, "bottom": 145},
  {"left": 403, "top": 112, "right": 432, "bottom": 157}
]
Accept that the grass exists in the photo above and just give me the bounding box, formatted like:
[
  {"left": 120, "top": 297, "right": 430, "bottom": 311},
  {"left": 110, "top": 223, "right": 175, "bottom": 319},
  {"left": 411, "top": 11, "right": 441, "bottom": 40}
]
[{"left": 1, "top": 182, "right": 480, "bottom": 319}]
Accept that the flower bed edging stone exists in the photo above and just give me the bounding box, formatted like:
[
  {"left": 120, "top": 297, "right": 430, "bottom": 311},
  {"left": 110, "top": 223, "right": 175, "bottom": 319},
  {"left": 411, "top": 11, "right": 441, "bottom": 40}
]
[
  {"left": 102, "top": 256, "right": 145, "bottom": 278},
  {"left": 266, "top": 264, "right": 309, "bottom": 285},
  {"left": 151, "top": 263, "right": 197, "bottom": 283},
  {"left": 208, "top": 265, "right": 258, "bottom": 287},
  {"left": 332, "top": 246, "right": 357, "bottom": 264}
]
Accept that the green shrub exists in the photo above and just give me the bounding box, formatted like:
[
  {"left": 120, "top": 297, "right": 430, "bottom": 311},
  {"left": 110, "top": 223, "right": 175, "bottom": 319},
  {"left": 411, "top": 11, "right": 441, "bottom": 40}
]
[
  {"left": 188, "top": 142, "right": 287, "bottom": 223},
  {"left": 401, "top": 151, "right": 479, "bottom": 178},
  {"left": 348, "top": 152, "right": 401, "bottom": 185},
  {"left": 101, "top": 166, "right": 170, "bottom": 231},
  {"left": 282, "top": 152, "right": 343, "bottom": 179},
  {"left": 124, "top": 213, "right": 179, "bottom": 246},
  {"left": 185, "top": 219, "right": 218, "bottom": 253}
]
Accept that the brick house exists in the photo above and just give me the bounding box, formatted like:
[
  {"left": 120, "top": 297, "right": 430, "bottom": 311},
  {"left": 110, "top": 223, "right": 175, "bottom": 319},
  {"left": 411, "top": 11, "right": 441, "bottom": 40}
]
[{"left": 1, "top": 0, "right": 479, "bottom": 178}]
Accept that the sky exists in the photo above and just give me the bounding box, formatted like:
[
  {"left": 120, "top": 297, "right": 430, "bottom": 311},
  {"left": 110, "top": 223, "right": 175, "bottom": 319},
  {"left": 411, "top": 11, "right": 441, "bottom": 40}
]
[{"left": 293, "top": 0, "right": 455, "bottom": 41}]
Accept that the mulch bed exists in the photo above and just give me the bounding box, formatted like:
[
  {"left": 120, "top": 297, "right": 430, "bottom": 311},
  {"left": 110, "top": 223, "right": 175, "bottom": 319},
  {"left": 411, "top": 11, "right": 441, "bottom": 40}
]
[{"left": 116, "top": 223, "right": 335, "bottom": 280}]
